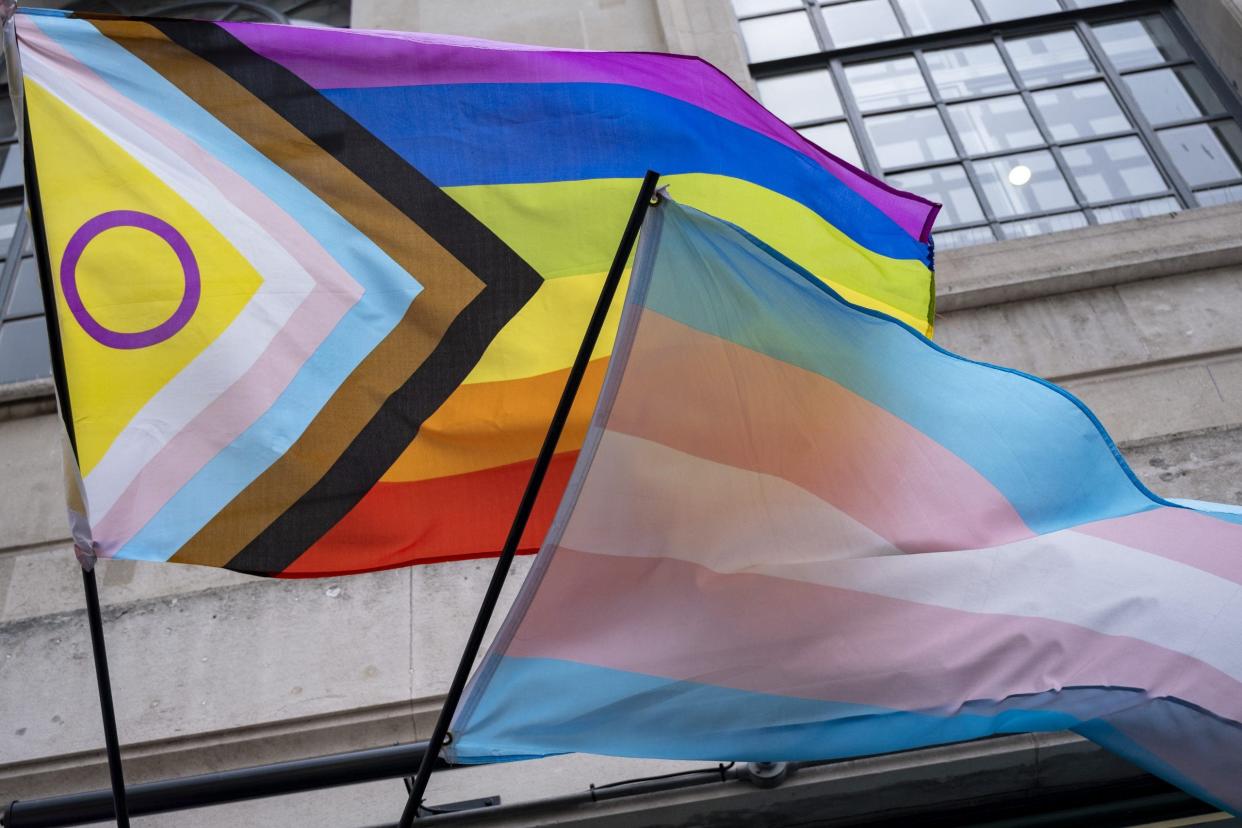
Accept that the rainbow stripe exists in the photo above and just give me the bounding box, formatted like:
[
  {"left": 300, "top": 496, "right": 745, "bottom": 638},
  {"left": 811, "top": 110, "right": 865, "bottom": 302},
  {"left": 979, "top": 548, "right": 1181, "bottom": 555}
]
[
  {"left": 451, "top": 200, "right": 1242, "bottom": 814},
  {"left": 15, "top": 9, "right": 935, "bottom": 576}
]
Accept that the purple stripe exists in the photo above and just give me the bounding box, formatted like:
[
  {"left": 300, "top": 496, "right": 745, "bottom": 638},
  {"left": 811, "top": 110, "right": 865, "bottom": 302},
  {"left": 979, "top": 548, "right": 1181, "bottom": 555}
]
[{"left": 218, "top": 21, "right": 939, "bottom": 242}]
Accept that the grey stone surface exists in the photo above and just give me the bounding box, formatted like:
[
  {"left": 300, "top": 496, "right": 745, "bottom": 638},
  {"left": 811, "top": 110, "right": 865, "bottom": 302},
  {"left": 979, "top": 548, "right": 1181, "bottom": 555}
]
[
  {"left": 935, "top": 202, "right": 1242, "bottom": 312},
  {"left": 0, "top": 411, "right": 70, "bottom": 552},
  {"left": 352, "top": 0, "right": 668, "bottom": 51}
]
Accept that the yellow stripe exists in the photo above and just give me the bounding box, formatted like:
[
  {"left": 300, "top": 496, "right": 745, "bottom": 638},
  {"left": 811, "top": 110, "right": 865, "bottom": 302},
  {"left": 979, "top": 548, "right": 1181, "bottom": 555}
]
[
  {"left": 446, "top": 173, "right": 933, "bottom": 333},
  {"left": 449, "top": 175, "right": 932, "bottom": 388},
  {"left": 462, "top": 269, "right": 627, "bottom": 385}
]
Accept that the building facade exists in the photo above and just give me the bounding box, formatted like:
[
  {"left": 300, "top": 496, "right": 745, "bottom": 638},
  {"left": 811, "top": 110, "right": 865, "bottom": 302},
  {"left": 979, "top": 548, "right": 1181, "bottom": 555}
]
[{"left": 2, "top": 1, "right": 1241, "bottom": 825}]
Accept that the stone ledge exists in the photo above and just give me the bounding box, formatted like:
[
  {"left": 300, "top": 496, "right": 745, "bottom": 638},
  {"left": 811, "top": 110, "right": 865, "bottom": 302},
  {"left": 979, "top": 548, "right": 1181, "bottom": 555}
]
[
  {"left": 936, "top": 202, "right": 1242, "bottom": 312},
  {"left": 0, "top": 697, "right": 432, "bottom": 803}
]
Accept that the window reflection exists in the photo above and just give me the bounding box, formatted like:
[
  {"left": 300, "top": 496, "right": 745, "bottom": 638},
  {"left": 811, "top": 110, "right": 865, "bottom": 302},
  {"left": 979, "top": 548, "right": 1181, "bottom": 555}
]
[
  {"left": 1000, "top": 211, "right": 1088, "bottom": 239},
  {"left": 1006, "top": 30, "right": 1096, "bottom": 86},
  {"left": 975, "top": 150, "right": 1076, "bottom": 218},
  {"left": 843, "top": 57, "right": 932, "bottom": 111},
  {"left": 924, "top": 43, "right": 1015, "bottom": 99},
  {"left": 1031, "top": 82, "right": 1130, "bottom": 141},
  {"left": 1061, "top": 137, "right": 1166, "bottom": 203},
  {"left": 864, "top": 108, "right": 956, "bottom": 168},
  {"left": 888, "top": 164, "right": 985, "bottom": 225},
  {"left": 758, "top": 70, "right": 844, "bottom": 124},
  {"left": 948, "top": 95, "right": 1042, "bottom": 156},
  {"left": 1092, "top": 197, "right": 1180, "bottom": 223},
  {"left": 820, "top": 0, "right": 902, "bottom": 48},
  {"left": 895, "top": 0, "right": 980, "bottom": 35},
  {"left": 1158, "top": 122, "right": 1242, "bottom": 187},
  {"left": 980, "top": 0, "right": 1060, "bottom": 22},
  {"left": 741, "top": 12, "right": 819, "bottom": 62},
  {"left": 1125, "top": 67, "right": 1225, "bottom": 126},
  {"left": 1093, "top": 16, "right": 1186, "bottom": 71}
]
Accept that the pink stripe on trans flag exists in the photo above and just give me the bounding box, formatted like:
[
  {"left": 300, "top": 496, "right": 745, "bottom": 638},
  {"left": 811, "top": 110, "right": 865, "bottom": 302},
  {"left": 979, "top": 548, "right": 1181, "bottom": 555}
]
[
  {"left": 219, "top": 21, "right": 939, "bottom": 243},
  {"left": 507, "top": 547, "right": 1242, "bottom": 725},
  {"left": 1076, "top": 506, "right": 1242, "bottom": 585},
  {"left": 604, "top": 310, "right": 1033, "bottom": 553}
]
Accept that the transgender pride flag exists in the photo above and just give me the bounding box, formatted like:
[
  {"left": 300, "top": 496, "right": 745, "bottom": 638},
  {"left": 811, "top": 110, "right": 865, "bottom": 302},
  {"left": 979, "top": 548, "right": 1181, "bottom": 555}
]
[{"left": 449, "top": 197, "right": 1242, "bottom": 813}]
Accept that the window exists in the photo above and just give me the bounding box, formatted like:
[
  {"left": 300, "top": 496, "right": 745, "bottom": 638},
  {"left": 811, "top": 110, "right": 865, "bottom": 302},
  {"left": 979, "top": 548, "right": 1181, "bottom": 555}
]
[
  {"left": 0, "top": 0, "right": 351, "bottom": 388},
  {"left": 738, "top": 1, "right": 1242, "bottom": 249}
]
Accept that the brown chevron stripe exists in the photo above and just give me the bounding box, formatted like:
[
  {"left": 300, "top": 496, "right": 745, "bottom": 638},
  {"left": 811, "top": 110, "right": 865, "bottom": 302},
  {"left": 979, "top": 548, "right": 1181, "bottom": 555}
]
[{"left": 91, "top": 19, "right": 539, "bottom": 571}]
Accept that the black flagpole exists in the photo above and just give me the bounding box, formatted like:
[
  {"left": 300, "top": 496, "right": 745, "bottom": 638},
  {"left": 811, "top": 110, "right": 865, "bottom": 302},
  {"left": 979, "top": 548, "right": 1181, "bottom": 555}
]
[
  {"left": 397, "top": 170, "right": 661, "bottom": 826},
  {"left": 22, "top": 101, "right": 131, "bottom": 828}
]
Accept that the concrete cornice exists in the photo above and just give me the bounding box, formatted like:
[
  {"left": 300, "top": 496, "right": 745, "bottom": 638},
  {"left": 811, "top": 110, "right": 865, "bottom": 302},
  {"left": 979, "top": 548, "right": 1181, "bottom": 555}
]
[{"left": 936, "top": 203, "right": 1242, "bottom": 313}]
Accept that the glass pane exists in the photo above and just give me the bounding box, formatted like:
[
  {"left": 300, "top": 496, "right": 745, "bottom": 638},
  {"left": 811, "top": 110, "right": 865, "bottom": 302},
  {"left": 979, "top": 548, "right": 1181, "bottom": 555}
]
[
  {"left": 975, "top": 150, "right": 1076, "bottom": 218},
  {"left": 1005, "top": 30, "right": 1096, "bottom": 87},
  {"left": 843, "top": 57, "right": 931, "bottom": 111},
  {"left": 1000, "top": 211, "right": 1088, "bottom": 239},
  {"left": 1061, "top": 137, "right": 1166, "bottom": 203},
  {"left": 758, "top": 70, "right": 844, "bottom": 124},
  {"left": 1158, "top": 121, "right": 1242, "bottom": 187},
  {"left": 887, "top": 164, "right": 985, "bottom": 225},
  {"left": 1031, "top": 82, "right": 1130, "bottom": 141},
  {"left": 5, "top": 258, "right": 43, "bottom": 318},
  {"left": 798, "top": 122, "right": 864, "bottom": 167},
  {"left": 935, "top": 225, "right": 997, "bottom": 248},
  {"left": 1196, "top": 184, "right": 1242, "bottom": 207},
  {"left": 0, "top": 99, "right": 14, "bottom": 143},
  {"left": 864, "top": 108, "right": 956, "bottom": 168},
  {"left": 1093, "top": 16, "right": 1186, "bottom": 71},
  {"left": 1092, "top": 197, "right": 1180, "bottom": 224},
  {"left": 924, "top": 43, "right": 1015, "bottom": 100},
  {"left": 733, "top": 0, "right": 802, "bottom": 15},
  {"left": 0, "top": 316, "right": 52, "bottom": 384},
  {"left": 0, "top": 204, "right": 20, "bottom": 255},
  {"left": 821, "top": 0, "right": 903, "bottom": 48},
  {"left": 0, "top": 144, "right": 21, "bottom": 190},
  {"left": 1125, "top": 67, "right": 1225, "bottom": 127},
  {"left": 948, "top": 95, "right": 1042, "bottom": 155},
  {"left": 895, "top": 0, "right": 980, "bottom": 35},
  {"left": 740, "top": 12, "right": 819, "bottom": 62},
  {"left": 980, "top": 0, "right": 1060, "bottom": 22}
]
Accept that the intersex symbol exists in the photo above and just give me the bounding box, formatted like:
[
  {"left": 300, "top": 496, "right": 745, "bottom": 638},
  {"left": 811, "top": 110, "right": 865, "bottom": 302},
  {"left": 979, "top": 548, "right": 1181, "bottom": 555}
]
[{"left": 60, "top": 210, "right": 200, "bottom": 349}]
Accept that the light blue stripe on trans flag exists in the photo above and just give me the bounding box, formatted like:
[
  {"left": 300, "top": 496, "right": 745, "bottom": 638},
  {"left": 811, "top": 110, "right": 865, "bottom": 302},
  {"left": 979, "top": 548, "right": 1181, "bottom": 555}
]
[
  {"left": 641, "top": 201, "right": 1163, "bottom": 536},
  {"left": 451, "top": 655, "right": 1144, "bottom": 765},
  {"left": 32, "top": 14, "right": 421, "bottom": 560}
]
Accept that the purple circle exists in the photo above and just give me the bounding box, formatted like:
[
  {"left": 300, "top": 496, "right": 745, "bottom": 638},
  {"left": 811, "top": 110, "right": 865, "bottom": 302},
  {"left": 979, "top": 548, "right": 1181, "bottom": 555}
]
[{"left": 60, "top": 210, "right": 201, "bottom": 349}]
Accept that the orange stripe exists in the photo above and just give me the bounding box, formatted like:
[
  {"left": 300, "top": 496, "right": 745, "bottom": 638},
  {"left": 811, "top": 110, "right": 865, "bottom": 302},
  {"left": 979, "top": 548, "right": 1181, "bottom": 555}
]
[
  {"left": 281, "top": 452, "right": 579, "bottom": 577},
  {"left": 380, "top": 357, "right": 606, "bottom": 483}
]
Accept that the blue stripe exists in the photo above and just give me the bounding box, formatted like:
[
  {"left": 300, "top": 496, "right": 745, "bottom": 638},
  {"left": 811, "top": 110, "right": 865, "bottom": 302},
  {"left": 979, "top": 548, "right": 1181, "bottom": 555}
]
[
  {"left": 32, "top": 16, "right": 422, "bottom": 560},
  {"left": 453, "top": 657, "right": 1241, "bottom": 814},
  {"left": 319, "top": 83, "right": 931, "bottom": 268},
  {"left": 640, "top": 202, "right": 1164, "bottom": 535},
  {"left": 450, "top": 656, "right": 1082, "bottom": 764}
]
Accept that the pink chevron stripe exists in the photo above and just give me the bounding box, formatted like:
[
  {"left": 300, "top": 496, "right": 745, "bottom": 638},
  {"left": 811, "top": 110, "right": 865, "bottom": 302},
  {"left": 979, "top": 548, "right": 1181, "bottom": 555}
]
[
  {"left": 605, "top": 310, "right": 1032, "bottom": 552},
  {"left": 507, "top": 547, "right": 1242, "bottom": 724},
  {"left": 220, "top": 21, "right": 938, "bottom": 243},
  {"left": 23, "top": 26, "right": 364, "bottom": 553},
  {"left": 1077, "top": 507, "right": 1242, "bottom": 585}
]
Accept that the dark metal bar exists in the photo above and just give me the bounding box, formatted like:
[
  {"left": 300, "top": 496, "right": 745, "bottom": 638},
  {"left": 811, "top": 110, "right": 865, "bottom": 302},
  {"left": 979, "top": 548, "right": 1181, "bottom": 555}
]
[
  {"left": 2, "top": 741, "right": 437, "bottom": 828},
  {"left": 77, "top": 569, "right": 130, "bottom": 828},
  {"left": 396, "top": 170, "right": 662, "bottom": 827},
  {"left": 21, "top": 99, "right": 129, "bottom": 828}
]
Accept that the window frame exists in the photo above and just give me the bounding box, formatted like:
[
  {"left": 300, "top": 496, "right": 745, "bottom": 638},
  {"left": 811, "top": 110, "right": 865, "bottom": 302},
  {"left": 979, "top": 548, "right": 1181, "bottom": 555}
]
[{"left": 740, "top": 0, "right": 1242, "bottom": 245}]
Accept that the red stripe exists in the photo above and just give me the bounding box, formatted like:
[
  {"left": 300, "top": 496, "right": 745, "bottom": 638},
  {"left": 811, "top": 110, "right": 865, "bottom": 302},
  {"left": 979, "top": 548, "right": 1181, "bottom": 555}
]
[{"left": 279, "top": 452, "right": 578, "bottom": 577}]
